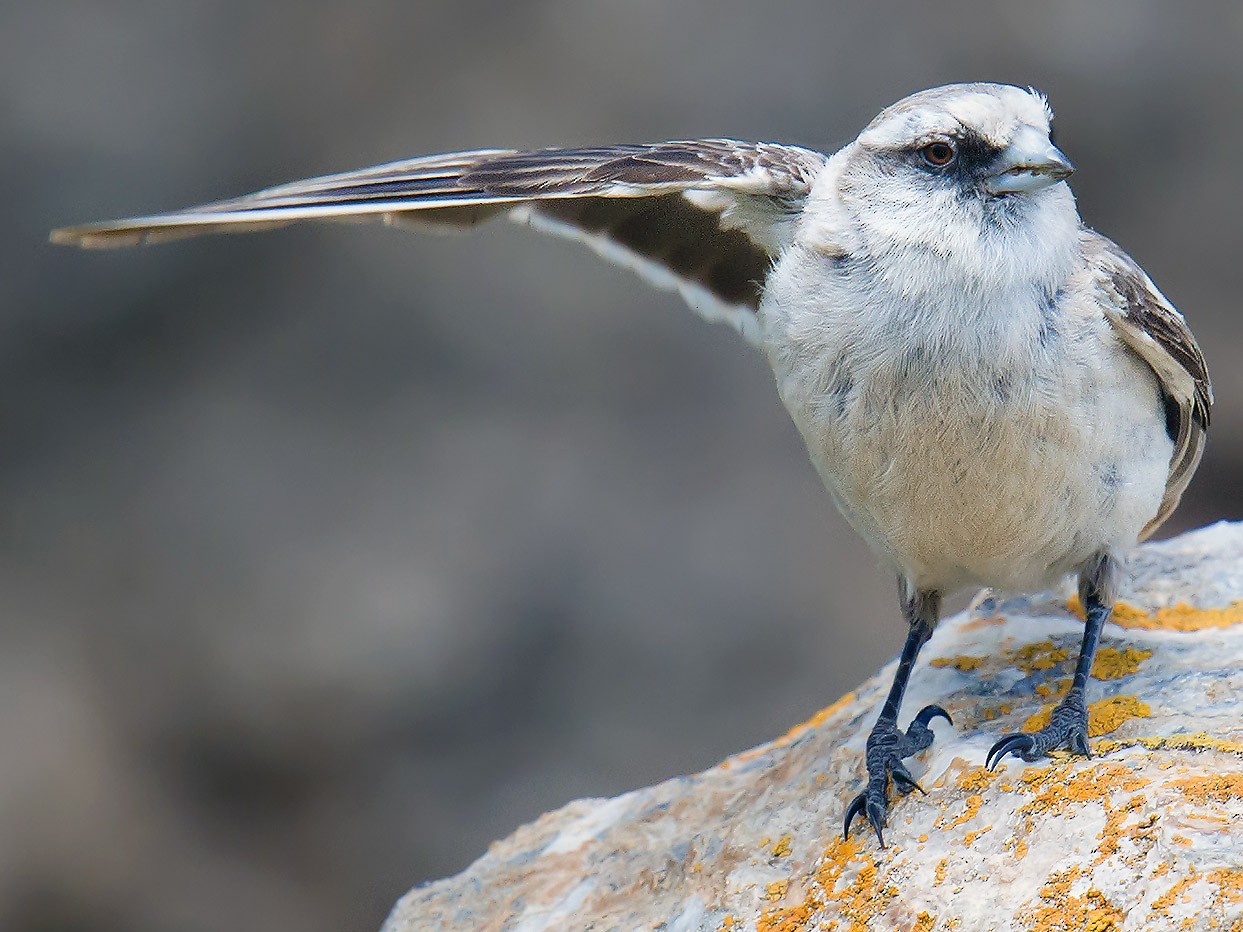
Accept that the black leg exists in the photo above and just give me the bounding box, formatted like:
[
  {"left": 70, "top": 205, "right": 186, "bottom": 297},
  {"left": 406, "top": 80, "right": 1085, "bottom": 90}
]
[
  {"left": 987, "top": 552, "right": 1117, "bottom": 769},
  {"left": 843, "top": 586, "right": 952, "bottom": 847}
]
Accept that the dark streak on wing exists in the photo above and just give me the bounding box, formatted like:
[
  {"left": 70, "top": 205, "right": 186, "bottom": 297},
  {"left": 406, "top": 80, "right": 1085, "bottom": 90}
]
[
  {"left": 51, "top": 140, "right": 826, "bottom": 323},
  {"left": 533, "top": 195, "right": 771, "bottom": 307},
  {"left": 1160, "top": 390, "right": 1181, "bottom": 445},
  {"left": 1088, "top": 232, "right": 1212, "bottom": 536},
  {"left": 1106, "top": 262, "right": 1211, "bottom": 432}
]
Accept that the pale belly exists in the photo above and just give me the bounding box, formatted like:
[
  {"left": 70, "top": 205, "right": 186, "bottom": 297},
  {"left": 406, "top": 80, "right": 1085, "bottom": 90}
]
[{"left": 768, "top": 334, "right": 1173, "bottom": 595}]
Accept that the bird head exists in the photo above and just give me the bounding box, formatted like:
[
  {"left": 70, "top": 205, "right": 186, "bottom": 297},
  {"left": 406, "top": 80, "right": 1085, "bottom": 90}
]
[
  {"left": 856, "top": 83, "right": 1073, "bottom": 196},
  {"left": 830, "top": 83, "right": 1080, "bottom": 295}
]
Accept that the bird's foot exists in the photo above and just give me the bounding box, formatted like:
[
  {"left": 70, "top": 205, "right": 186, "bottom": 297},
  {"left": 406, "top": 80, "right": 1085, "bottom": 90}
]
[
  {"left": 843, "top": 704, "right": 951, "bottom": 847},
  {"left": 986, "top": 688, "right": 1090, "bottom": 769}
]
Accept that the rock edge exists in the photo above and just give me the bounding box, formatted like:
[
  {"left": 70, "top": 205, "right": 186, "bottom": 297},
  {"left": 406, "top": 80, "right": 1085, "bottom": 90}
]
[{"left": 383, "top": 522, "right": 1243, "bottom": 932}]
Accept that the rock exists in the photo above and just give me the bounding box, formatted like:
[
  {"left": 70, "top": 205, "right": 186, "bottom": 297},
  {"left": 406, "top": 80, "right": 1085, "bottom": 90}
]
[{"left": 381, "top": 523, "right": 1243, "bottom": 931}]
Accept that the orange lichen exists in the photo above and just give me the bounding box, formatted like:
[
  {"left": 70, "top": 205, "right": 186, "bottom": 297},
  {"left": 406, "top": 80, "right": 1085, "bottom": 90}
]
[
  {"left": 1091, "top": 645, "right": 1152, "bottom": 679},
  {"left": 1094, "top": 732, "right": 1243, "bottom": 756},
  {"left": 757, "top": 901, "right": 811, "bottom": 932},
  {"left": 1144, "top": 868, "right": 1243, "bottom": 927},
  {"left": 1022, "top": 705, "right": 1055, "bottom": 733},
  {"left": 937, "top": 793, "right": 984, "bottom": 830},
  {"left": 962, "top": 826, "right": 991, "bottom": 847},
  {"left": 1083, "top": 906, "right": 1125, "bottom": 932},
  {"left": 1168, "top": 773, "right": 1243, "bottom": 805},
  {"left": 765, "top": 880, "right": 789, "bottom": 902},
  {"left": 1021, "top": 695, "right": 1150, "bottom": 738},
  {"left": 1087, "top": 695, "right": 1151, "bottom": 736},
  {"left": 934, "top": 857, "right": 949, "bottom": 886},
  {"left": 1009, "top": 639, "right": 1069, "bottom": 672},
  {"left": 930, "top": 654, "right": 986, "bottom": 672},
  {"left": 1207, "top": 868, "right": 1243, "bottom": 905},
  {"left": 770, "top": 835, "right": 793, "bottom": 858},
  {"left": 1020, "top": 865, "right": 1126, "bottom": 932},
  {"left": 913, "top": 912, "right": 936, "bottom": 932},
  {"left": 1034, "top": 679, "right": 1064, "bottom": 699},
  {"left": 774, "top": 902, "right": 827, "bottom": 932},
  {"left": 757, "top": 836, "right": 902, "bottom": 932},
  {"left": 1150, "top": 875, "right": 1199, "bottom": 916},
  {"left": 1067, "top": 595, "right": 1243, "bottom": 631},
  {"left": 1092, "top": 793, "right": 1148, "bottom": 863},
  {"left": 1015, "top": 761, "right": 1149, "bottom": 825},
  {"left": 1006, "top": 760, "right": 1165, "bottom": 890},
  {"left": 956, "top": 766, "right": 1000, "bottom": 794}
]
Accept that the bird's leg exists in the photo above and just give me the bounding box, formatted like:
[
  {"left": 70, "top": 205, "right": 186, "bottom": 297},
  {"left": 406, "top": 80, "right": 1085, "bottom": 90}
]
[
  {"left": 844, "top": 586, "right": 951, "bottom": 847},
  {"left": 987, "top": 552, "right": 1117, "bottom": 769}
]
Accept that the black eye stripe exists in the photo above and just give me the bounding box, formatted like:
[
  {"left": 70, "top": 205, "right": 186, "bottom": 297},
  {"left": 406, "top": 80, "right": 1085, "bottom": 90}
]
[{"left": 905, "top": 130, "right": 1005, "bottom": 176}]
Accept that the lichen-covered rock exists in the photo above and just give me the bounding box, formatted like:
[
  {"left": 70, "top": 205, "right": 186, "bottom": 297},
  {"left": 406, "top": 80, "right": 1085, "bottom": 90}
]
[{"left": 381, "top": 523, "right": 1243, "bottom": 931}]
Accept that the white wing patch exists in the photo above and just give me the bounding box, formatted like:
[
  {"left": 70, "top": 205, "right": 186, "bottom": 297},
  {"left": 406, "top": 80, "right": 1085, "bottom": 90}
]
[{"left": 512, "top": 204, "right": 764, "bottom": 345}]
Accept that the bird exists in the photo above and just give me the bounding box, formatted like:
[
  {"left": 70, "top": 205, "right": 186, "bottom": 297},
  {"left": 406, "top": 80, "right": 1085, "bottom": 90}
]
[{"left": 51, "top": 82, "right": 1212, "bottom": 847}]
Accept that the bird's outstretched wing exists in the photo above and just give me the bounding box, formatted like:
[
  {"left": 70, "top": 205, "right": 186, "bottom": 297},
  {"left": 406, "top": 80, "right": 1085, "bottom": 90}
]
[
  {"left": 1088, "top": 232, "right": 1212, "bottom": 537},
  {"left": 51, "top": 140, "right": 828, "bottom": 345}
]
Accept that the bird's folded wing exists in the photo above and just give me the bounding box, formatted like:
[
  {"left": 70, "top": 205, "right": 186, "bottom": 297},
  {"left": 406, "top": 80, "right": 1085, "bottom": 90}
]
[
  {"left": 50, "top": 140, "right": 829, "bottom": 345},
  {"left": 1090, "top": 233, "right": 1212, "bottom": 536}
]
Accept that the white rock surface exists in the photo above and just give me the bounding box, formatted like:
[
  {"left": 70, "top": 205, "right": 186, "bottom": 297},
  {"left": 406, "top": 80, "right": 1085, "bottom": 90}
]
[{"left": 382, "top": 523, "right": 1243, "bottom": 931}]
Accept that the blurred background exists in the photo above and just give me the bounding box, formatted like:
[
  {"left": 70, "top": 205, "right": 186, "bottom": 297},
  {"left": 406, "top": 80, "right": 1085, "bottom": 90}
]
[{"left": 7, "top": 2, "right": 1243, "bottom": 930}]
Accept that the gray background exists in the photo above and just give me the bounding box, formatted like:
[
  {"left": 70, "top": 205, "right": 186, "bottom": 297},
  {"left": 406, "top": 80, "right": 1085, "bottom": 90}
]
[{"left": 8, "top": 3, "right": 1243, "bottom": 930}]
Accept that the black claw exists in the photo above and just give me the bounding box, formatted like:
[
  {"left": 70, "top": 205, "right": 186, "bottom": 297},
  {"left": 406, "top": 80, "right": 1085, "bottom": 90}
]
[
  {"left": 867, "top": 799, "right": 887, "bottom": 848},
  {"left": 987, "top": 690, "right": 1092, "bottom": 770},
  {"left": 843, "top": 792, "right": 868, "bottom": 841},
  {"left": 890, "top": 764, "right": 925, "bottom": 796},
  {"left": 843, "top": 790, "right": 891, "bottom": 847},
  {"left": 914, "top": 704, "right": 953, "bottom": 728},
  {"left": 986, "top": 733, "right": 1034, "bottom": 770},
  {"left": 846, "top": 707, "right": 950, "bottom": 846}
]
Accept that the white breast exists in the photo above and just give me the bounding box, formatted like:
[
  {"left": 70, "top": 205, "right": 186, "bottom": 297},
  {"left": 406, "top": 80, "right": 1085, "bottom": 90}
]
[{"left": 759, "top": 241, "right": 1173, "bottom": 595}]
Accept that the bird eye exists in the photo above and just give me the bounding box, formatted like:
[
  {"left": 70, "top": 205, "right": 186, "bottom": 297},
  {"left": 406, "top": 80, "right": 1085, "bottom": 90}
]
[{"left": 919, "top": 140, "right": 957, "bottom": 167}]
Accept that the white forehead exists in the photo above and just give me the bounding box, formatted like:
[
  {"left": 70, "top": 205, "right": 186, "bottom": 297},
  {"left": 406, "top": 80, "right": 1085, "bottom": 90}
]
[{"left": 857, "top": 83, "right": 1053, "bottom": 149}]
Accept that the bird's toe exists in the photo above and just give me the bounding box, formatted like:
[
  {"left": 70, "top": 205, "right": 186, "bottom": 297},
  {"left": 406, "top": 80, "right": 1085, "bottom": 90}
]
[
  {"left": 987, "top": 692, "right": 1091, "bottom": 769},
  {"left": 986, "top": 732, "right": 1036, "bottom": 770}
]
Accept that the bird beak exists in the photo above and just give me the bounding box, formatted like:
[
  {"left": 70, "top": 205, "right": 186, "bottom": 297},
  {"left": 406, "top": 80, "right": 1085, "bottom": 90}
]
[{"left": 985, "top": 125, "right": 1075, "bottom": 195}]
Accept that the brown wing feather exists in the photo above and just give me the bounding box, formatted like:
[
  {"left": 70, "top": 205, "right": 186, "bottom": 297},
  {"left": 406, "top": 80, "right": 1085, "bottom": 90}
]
[
  {"left": 1088, "top": 232, "right": 1212, "bottom": 536},
  {"left": 50, "top": 140, "right": 826, "bottom": 340}
]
